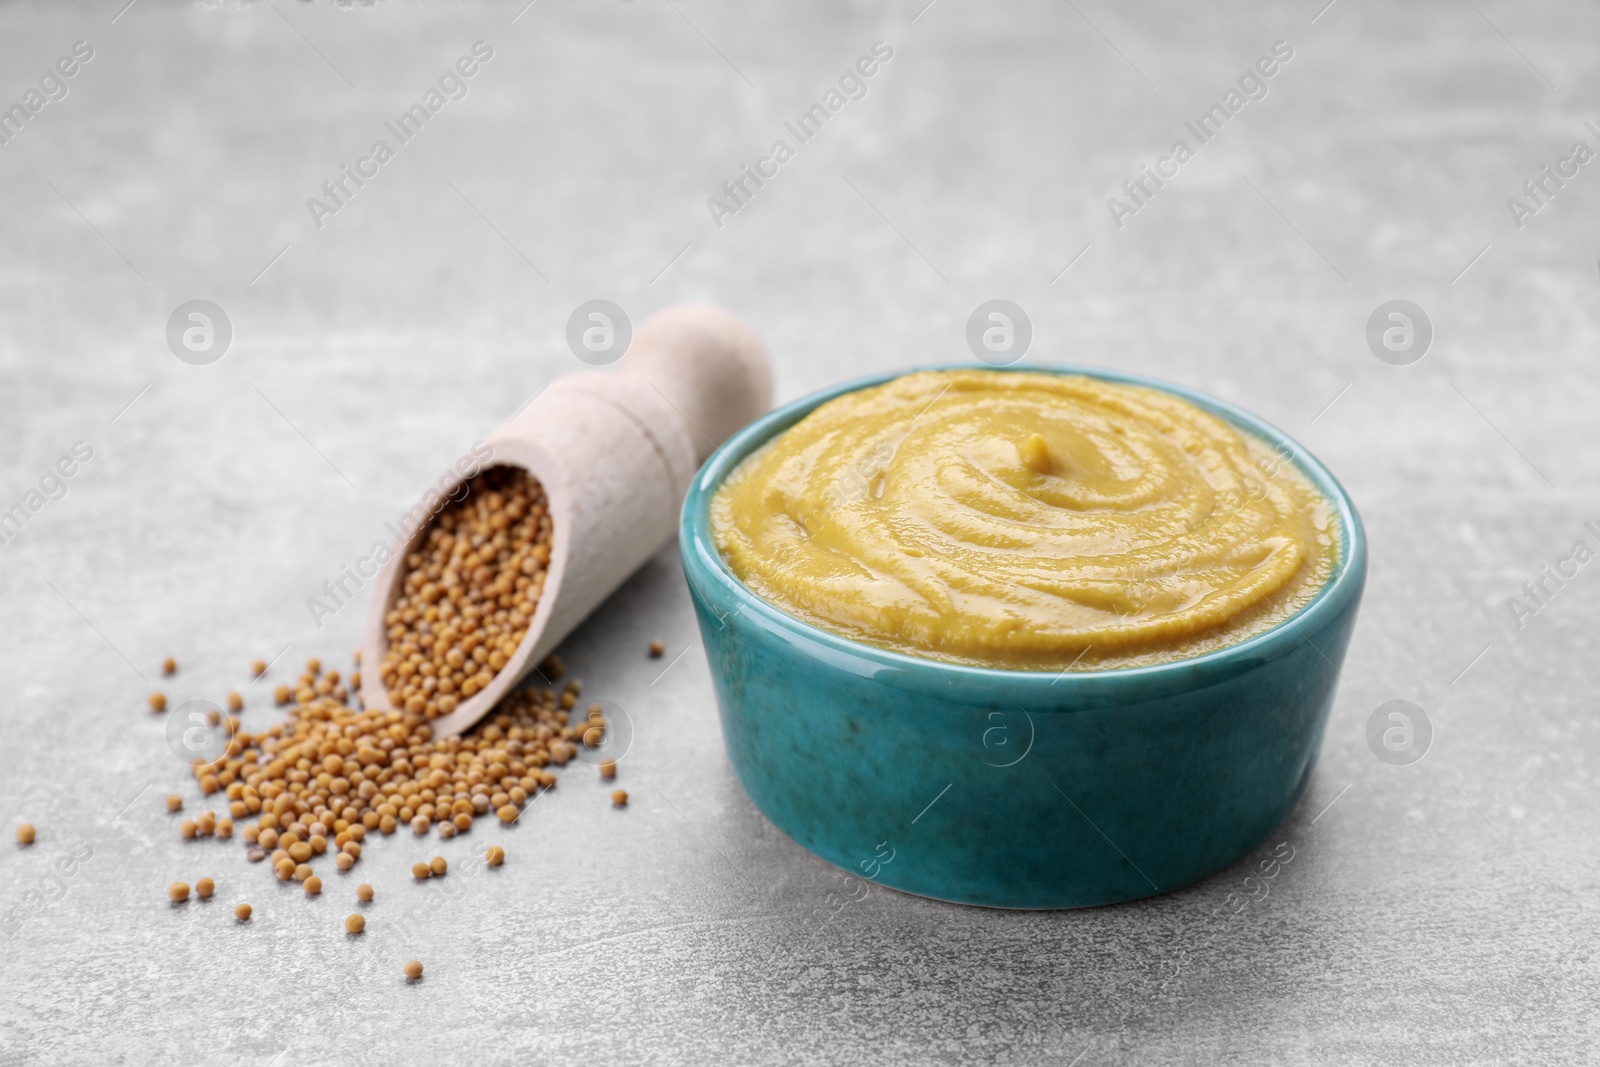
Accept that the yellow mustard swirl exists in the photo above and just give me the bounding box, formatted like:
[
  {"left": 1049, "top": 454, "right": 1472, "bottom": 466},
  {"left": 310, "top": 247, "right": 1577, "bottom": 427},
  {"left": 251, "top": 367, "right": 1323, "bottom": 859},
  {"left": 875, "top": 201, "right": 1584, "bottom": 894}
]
[{"left": 711, "top": 370, "right": 1339, "bottom": 670}]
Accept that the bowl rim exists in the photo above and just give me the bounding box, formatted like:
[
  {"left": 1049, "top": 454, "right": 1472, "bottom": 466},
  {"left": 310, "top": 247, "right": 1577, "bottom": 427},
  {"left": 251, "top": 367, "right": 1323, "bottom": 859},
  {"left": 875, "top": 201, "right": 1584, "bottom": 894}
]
[{"left": 680, "top": 361, "right": 1367, "bottom": 690}]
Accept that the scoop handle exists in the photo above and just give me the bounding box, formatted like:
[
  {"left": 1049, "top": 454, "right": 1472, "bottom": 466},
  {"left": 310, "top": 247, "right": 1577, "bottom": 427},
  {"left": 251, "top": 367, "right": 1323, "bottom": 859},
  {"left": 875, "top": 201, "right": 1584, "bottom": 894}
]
[
  {"left": 358, "top": 303, "right": 771, "bottom": 737},
  {"left": 617, "top": 303, "right": 774, "bottom": 465}
]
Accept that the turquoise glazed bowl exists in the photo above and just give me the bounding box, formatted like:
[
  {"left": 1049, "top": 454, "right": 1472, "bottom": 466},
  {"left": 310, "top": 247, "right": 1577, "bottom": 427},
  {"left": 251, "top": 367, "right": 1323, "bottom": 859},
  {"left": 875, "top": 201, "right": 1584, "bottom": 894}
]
[{"left": 679, "top": 364, "right": 1366, "bottom": 909}]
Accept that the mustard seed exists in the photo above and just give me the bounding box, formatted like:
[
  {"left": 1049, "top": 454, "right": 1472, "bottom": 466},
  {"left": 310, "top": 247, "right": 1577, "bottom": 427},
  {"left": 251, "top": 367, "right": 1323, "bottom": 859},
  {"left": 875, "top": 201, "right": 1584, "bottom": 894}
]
[
  {"left": 196, "top": 877, "right": 215, "bottom": 899},
  {"left": 162, "top": 657, "right": 177, "bottom": 675},
  {"left": 251, "top": 659, "right": 267, "bottom": 677},
  {"left": 169, "top": 882, "right": 190, "bottom": 903},
  {"left": 180, "top": 819, "right": 197, "bottom": 839},
  {"left": 357, "top": 884, "right": 374, "bottom": 902},
  {"left": 649, "top": 641, "right": 665, "bottom": 657},
  {"left": 304, "top": 875, "right": 322, "bottom": 895},
  {"left": 149, "top": 693, "right": 167, "bottom": 713},
  {"left": 485, "top": 845, "right": 505, "bottom": 866},
  {"left": 247, "top": 847, "right": 266, "bottom": 863},
  {"left": 171, "top": 644, "right": 605, "bottom": 891},
  {"left": 166, "top": 794, "right": 183, "bottom": 813},
  {"left": 611, "top": 790, "right": 628, "bottom": 807},
  {"left": 429, "top": 856, "right": 447, "bottom": 877},
  {"left": 412, "top": 862, "right": 430, "bottom": 880},
  {"left": 235, "top": 903, "right": 252, "bottom": 921},
  {"left": 404, "top": 960, "right": 423, "bottom": 980},
  {"left": 227, "top": 692, "right": 243, "bottom": 712},
  {"left": 273, "top": 685, "right": 290, "bottom": 705},
  {"left": 380, "top": 467, "right": 553, "bottom": 721},
  {"left": 599, "top": 760, "right": 616, "bottom": 780},
  {"left": 217, "top": 819, "right": 234, "bottom": 840},
  {"left": 16, "top": 823, "right": 36, "bottom": 846},
  {"left": 345, "top": 914, "right": 365, "bottom": 935},
  {"left": 410, "top": 815, "right": 430, "bottom": 835}
]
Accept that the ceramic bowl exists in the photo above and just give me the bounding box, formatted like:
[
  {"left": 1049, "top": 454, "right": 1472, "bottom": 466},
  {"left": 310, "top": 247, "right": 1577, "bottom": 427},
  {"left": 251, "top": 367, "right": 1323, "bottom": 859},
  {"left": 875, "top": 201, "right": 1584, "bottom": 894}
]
[{"left": 679, "top": 364, "right": 1366, "bottom": 909}]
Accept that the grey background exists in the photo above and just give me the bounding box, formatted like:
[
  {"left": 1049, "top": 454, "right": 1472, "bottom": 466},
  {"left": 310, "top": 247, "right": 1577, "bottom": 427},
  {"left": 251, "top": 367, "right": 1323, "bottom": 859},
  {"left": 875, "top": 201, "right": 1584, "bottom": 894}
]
[{"left": 1, "top": 1, "right": 1596, "bottom": 1064}]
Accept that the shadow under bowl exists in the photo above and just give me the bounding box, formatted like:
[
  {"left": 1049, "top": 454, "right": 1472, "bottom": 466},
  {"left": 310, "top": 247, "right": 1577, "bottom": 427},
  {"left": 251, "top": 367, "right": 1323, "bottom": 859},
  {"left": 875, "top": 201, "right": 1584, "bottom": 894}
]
[{"left": 679, "top": 363, "right": 1366, "bottom": 909}]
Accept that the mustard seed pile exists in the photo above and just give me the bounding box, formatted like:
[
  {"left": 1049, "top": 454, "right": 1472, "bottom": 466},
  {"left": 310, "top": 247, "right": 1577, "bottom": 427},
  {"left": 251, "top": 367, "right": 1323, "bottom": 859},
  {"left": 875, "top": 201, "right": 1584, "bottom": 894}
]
[
  {"left": 379, "top": 467, "right": 554, "bottom": 720},
  {"left": 182, "top": 657, "right": 604, "bottom": 888},
  {"left": 149, "top": 465, "right": 640, "bottom": 961}
]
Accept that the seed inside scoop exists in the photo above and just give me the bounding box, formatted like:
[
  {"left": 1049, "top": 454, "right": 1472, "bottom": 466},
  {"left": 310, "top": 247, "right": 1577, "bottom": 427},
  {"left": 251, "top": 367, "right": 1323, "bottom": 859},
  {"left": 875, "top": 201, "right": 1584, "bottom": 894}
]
[{"left": 380, "top": 466, "right": 553, "bottom": 720}]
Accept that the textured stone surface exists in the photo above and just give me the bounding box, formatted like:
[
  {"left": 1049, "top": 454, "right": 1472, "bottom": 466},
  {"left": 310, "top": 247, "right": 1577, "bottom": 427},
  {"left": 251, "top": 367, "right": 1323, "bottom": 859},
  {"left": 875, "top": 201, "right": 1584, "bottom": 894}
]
[{"left": 0, "top": 1, "right": 1596, "bottom": 1063}]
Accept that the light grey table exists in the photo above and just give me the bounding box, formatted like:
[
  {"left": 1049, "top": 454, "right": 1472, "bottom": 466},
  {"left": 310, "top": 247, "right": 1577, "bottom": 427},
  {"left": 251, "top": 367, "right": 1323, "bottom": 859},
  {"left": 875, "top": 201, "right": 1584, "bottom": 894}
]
[{"left": 1, "top": 2, "right": 1595, "bottom": 1063}]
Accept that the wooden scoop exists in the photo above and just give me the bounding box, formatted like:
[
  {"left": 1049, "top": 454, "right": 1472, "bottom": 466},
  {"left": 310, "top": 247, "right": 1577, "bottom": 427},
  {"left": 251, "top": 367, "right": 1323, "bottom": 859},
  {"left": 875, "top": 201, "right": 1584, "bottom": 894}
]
[{"left": 358, "top": 304, "right": 772, "bottom": 737}]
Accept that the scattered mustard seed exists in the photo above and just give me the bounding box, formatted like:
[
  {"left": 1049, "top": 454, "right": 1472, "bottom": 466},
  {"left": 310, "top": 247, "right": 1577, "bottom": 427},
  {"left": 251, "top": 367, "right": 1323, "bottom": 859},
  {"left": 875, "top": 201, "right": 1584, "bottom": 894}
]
[
  {"left": 649, "top": 641, "right": 665, "bottom": 658},
  {"left": 16, "top": 823, "right": 36, "bottom": 846},
  {"left": 429, "top": 856, "right": 447, "bottom": 877},
  {"left": 235, "top": 903, "right": 252, "bottom": 921},
  {"left": 162, "top": 657, "right": 177, "bottom": 675},
  {"left": 611, "top": 790, "right": 628, "bottom": 807},
  {"left": 226, "top": 692, "right": 243, "bottom": 712},
  {"left": 485, "top": 845, "right": 505, "bottom": 867},
  {"left": 166, "top": 794, "right": 183, "bottom": 813},
  {"left": 169, "top": 882, "right": 190, "bottom": 903},
  {"left": 345, "top": 914, "right": 365, "bottom": 935},
  {"left": 412, "top": 862, "right": 431, "bottom": 880},
  {"left": 404, "top": 960, "right": 423, "bottom": 980},
  {"left": 196, "top": 877, "right": 215, "bottom": 899},
  {"left": 599, "top": 759, "right": 616, "bottom": 780},
  {"left": 165, "top": 594, "right": 604, "bottom": 896},
  {"left": 357, "top": 884, "right": 374, "bottom": 902},
  {"left": 149, "top": 693, "right": 167, "bottom": 713},
  {"left": 304, "top": 875, "right": 322, "bottom": 896},
  {"left": 251, "top": 659, "right": 267, "bottom": 677}
]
